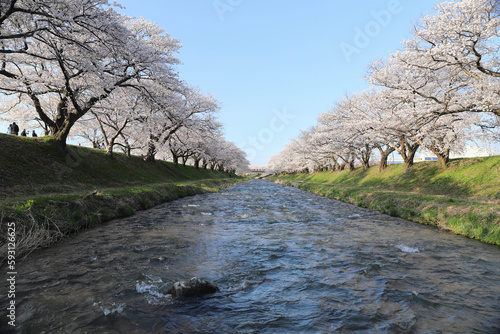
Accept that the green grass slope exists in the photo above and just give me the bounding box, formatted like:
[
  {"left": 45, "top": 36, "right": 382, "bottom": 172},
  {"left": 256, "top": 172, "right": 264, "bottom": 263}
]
[
  {"left": 0, "top": 134, "right": 230, "bottom": 203},
  {"left": 268, "top": 157, "right": 500, "bottom": 245},
  {"left": 0, "top": 134, "right": 245, "bottom": 262}
]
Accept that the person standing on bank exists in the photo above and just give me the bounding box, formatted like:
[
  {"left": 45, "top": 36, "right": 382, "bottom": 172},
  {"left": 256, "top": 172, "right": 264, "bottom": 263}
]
[
  {"left": 20, "top": 129, "right": 27, "bottom": 136},
  {"left": 32, "top": 130, "right": 37, "bottom": 137},
  {"left": 12, "top": 122, "right": 19, "bottom": 135}
]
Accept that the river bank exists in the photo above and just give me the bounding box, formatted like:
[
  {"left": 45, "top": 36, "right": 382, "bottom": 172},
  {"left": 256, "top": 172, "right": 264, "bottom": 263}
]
[
  {"left": 0, "top": 134, "right": 247, "bottom": 263},
  {"left": 266, "top": 156, "right": 500, "bottom": 246}
]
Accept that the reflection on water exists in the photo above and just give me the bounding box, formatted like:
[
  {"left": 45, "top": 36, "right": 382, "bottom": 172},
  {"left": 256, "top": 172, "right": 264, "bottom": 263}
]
[{"left": 1, "top": 179, "right": 499, "bottom": 333}]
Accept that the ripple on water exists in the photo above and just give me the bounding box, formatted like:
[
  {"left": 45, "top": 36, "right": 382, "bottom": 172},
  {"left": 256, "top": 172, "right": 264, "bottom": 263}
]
[{"left": 1, "top": 180, "right": 499, "bottom": 333}]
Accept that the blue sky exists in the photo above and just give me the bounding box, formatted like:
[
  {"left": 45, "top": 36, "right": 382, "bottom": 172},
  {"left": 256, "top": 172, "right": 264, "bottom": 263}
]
[
  {"left": 2, "top": 0, "right": 441, "bottom": 165},
  {"left": 115, "top": 0, "right": 440, "bottom": 165}
]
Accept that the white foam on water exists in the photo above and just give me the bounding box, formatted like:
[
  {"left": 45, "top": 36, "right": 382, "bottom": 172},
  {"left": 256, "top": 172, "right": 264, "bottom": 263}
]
[
  {"left": 396, "top": 244, "right": 420, "bottom": 253},
  {"left": 144, "top": 294, "right": 170, "bottom": 306},
  {"left": 93, "top": 302, "right": 126, "bottom": 316},
  {"left": 201, "top": 212, "right": 213, "bottom": 216},
  {"left": 136, "top": 281, "right": 164, "bottom": 298}
]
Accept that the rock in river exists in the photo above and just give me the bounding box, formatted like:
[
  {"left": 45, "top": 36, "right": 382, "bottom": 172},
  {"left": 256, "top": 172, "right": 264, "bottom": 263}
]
[{"left": 168, "top": 277, "right": 219, "bottom": 298}]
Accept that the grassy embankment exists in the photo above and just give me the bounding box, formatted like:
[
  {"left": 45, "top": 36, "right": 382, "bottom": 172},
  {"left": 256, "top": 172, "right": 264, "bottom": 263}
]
[
  {"left": 0, "top": 134, "right": 247, "bottom": 262},
  {"left": 267, "top": 157, "right": 500, "bottom": 245}
]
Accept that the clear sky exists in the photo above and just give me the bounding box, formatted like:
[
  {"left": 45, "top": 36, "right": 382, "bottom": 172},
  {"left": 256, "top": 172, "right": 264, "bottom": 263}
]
[
  {"left": 2, "top": 0, "right": 441, "bottom": 165},
  {"left": 115, "top": 0, "right": 440, "bottom": 166}
]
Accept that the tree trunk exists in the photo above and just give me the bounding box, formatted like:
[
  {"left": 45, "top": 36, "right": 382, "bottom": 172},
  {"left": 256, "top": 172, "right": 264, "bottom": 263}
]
[
  {"left": 377, "top": 145, "right": 396, "bottom": 172},
  {"left": 348, "top": 159, "right": 355, "bottom": 171},
  {"left": 357, "top": 144, "right": 372, "bottom": 171},
  {"left": 144, "top": 141, "right": 156, "bottom": 162},
  {"left": 330, "top": 155, "right": 340, "bottom": 172},
  {"left": 105, "top": 130, "right": 123, "bottom": 157},
  {"left": 424, "top": 140, "right": 450, "bottom": 170},
  {"left": 395, "top": 137, "right": 419, "bottom": 171},
  {"left": 404, "top": 148, "right": 418, "bottom": 171},
  {"left": 118, "top": 133, "right": 132, "bottom": 157},
  {"left": 43, "top": 124, "right": 50, "bottom": 136},
  {"left": 379, "top": 155, "right": 389, "bottom": 172},
  {"left": 51, "top": 127, "right": 71, "bottom": 149},
  {"left": 49, "top": 96, "right": 76, "bottom": 149},
  {"left": 126, "top": 143, "right": 131, "bottom": 158},
  {"left": 332, "top": 160, "right": 340, "bottom": 171},
  {"left": 144, "top": 154, "right": 155, "bottom": 162},
  {"left": 360, "top": 160, "right": 369, "bottom": 171},
  {"left": 428, "top": 147, "right": 450, "bottom": 169},
  {"left": 106, "top": 139, "right": 114, "bottom": 156},
  {"left": 436, "top": 153, "right": 449, "bottom": 169},
  {"left": 357, "top": 151, "right": 370, "bottom": 171}
]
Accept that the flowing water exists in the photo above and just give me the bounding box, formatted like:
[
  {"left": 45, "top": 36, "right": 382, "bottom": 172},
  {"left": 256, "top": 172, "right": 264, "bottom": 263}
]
[{"left": 1, "top": 179, "right": 500, "bottom": 333}]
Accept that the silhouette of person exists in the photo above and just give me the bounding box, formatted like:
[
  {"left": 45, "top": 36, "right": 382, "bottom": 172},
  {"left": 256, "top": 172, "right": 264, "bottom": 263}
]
[
  {"left": 32, "top": 130, "right": 37, "bottom": 137},
  {"left": 12, "top": 122, "right": 19, "bottom": 135}
]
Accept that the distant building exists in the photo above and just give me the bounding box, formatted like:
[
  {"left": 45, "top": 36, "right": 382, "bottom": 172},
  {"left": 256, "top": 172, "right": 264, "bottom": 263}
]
[
  {"left": 450, "top": 145, "right": 499, "bottom": 159},
  {"left": 384, "top": 145, "right": 500, "bottom": 165},
  {"left": 420, "top": 145, "right": 500, "bottom": 160}
]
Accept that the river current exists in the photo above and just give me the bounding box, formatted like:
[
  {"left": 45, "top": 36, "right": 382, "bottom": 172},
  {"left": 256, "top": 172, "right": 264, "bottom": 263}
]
[{"left": 1, "top": 179, "right": 500, "bottom": 333}]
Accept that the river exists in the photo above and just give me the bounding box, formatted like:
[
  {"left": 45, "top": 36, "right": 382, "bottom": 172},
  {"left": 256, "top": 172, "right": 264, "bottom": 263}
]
[{"left": 1, "top": 179, "right": 499, "bottom": 333}]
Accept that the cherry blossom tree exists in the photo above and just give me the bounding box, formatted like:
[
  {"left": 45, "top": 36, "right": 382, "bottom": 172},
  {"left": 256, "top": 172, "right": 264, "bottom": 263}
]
[
  {"left": 339, "top": 89, "right": 396, "bottom": 172},
  {"left": 267, "top": 141, "right": 309, "bottom": 174},
  {"left": 81, "top": 87, "right": 142, "bottom": 156},
  {"left": 405, "top": 0, "right": 500, "bottom": 118},
  {"left": 162, "top": 111, "right": 223, "bottom": 165},
  {"left": 136, "top": 84, "right": 220, "bottom": 162},
  {"left": 216, "top": 141, "right": 250, "bottom": 174},
  {"left": 318, "top": 94, "right": 380, "bottom": 171},
  {"left": 0, "top": 2, "right": 182, "bottom": 147},
  {"left": 368, "top": 44, "right": 487, "bottom": 169}
]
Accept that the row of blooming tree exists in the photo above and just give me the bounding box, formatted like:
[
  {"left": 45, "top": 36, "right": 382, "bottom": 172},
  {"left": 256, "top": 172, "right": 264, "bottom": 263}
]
[
  {"left": 268, "top": 0, "right": 500, "bottom": 173},
  {"left": 0, "top": 0, "right": 249, "bottom": 173}
]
